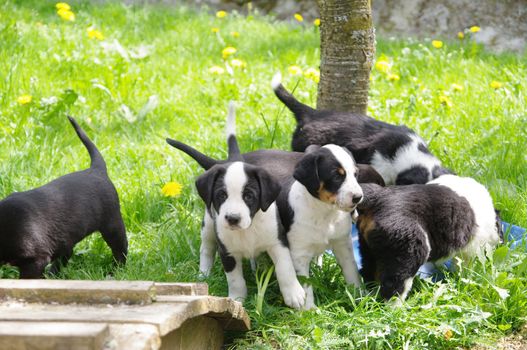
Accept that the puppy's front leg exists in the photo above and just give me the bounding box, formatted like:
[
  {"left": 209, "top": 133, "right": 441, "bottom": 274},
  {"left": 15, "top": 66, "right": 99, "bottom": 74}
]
[
  {"left": 199, "top": 211, "right": 216, "bottom": 276},
  {"left": 291, "top": 252, "right": 315, "bottom": 310},
  {"left": 267, "top": 244, "right": 306, "bottom": 309},
  {"left": 222, "top": 255, "right": 247, "bottom": 302},
  {"left": 331, "top": 235, "right": 361, "bottom": 287}
]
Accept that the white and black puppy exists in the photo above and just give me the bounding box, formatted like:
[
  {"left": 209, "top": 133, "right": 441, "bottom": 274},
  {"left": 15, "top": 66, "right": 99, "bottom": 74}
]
[
  {"left": 166, "top": 103, "right": 306, "bottom": 309},
  {"left": 356, "top": 174, "right": 502, "bottom": 303},
  {"left": 0, "top": 117, "right": 128, "bottom": 278},
  {"left": 276, "top": 144, "right": 365, "bottom": 309},
  {"left": 271, "top": 72, "right": 452, "bottom": 185}
]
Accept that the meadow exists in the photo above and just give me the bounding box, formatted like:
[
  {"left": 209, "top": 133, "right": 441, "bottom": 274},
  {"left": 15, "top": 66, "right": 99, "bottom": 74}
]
[{"left": 1, "top": 0, "right": 526, "bottom": 348}]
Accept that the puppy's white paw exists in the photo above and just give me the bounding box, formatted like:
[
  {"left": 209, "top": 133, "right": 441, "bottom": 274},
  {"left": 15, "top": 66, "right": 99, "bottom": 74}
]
[
  {"left": 228, "top": 293, "right": 247, "bottom": 303},
  {"left": 282, "top": 282, "right": 307, "bottom": 309},
  {"left": 302, "top": 299, "right": 317, "bottom": 310}
]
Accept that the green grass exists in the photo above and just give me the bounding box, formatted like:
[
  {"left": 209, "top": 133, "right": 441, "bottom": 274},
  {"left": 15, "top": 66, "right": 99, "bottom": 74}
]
[{"left": 1, "top": 1, "right": 526, "bottom": 348}]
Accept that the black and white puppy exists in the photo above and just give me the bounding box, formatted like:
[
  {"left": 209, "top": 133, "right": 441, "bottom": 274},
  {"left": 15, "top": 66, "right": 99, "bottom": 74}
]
[
  {"left": 276, "top": 144, "right": 365, "bottom": 309},
  {"left": 271, "top": 72, "right": 452, "bottom": 185},
  {"left": 166, "top": 103, "right": 306, "bottom": 309},
  {"left": 357, "top": 174, "right": 501, "bottom": 303},
  {"left": 0, "top": 117, "right": 128, "bottom": 278}
]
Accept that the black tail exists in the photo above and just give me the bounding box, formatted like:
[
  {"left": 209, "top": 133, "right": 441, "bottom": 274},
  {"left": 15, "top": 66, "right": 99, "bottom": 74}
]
[
  {"left": 166, "top": 138, "right": 218, "bottom": 170},
  {"left": 271, "top": 72, "right": 317, "bottom": 124},
  {"left": 67, "top": 116, "right": 107, "bottom": 172},
  {"left": 226, "top": 101, "right": 243, "bottom": 162}
]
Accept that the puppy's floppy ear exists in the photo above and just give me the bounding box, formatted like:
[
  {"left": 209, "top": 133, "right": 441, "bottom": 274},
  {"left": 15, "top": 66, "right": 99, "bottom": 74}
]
[
  {"left": 253, "top": 168, "right": 281, "bottom": 212},
  {"left": 293, "top": 152, "right": 320, "bottom": 195},
  {"left": 195, "top": 166, "right": 223, "bottom": 210},
  {"left": 305, "top": 144, "right": 321, "bottom": 154},
  {"left": 357, "top": 164, "right": 385, "bottom": 186}
]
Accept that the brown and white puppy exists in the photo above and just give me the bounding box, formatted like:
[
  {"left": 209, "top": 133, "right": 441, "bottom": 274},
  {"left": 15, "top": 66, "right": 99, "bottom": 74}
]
[
  {"left": 0, "top": 117, "right": 128, "bottom": 278},
  {"left": 357, "top": 174, "right": 501, "bottom": 303},
  {"left": 271, "top": 72, "right": 452, "bottom": 185}
]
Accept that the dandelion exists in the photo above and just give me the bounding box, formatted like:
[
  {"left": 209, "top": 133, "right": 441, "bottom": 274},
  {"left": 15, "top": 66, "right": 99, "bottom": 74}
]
[
  {"left": 457, "top": 31, "right": 465, "bottom": 39},
  {"left": 304, "top": 68, "right": 320, "bottom": 82},
  {"left": 432, "top": 40, "right": 443, "bottom": 49},
  {"left": 287, "top": 65, "right": 303, "bottom": 76},
  {"left": 222, "top": 46, "right": 236, "bottom": 59},
  {"left": 161, "top": 181, "right": 183, "bottom": 197},
  {"left": 375, "top": 59, "right": 391, "bottom": 73},
  {"left": 17, "top": 94, "right": 32, "bottom": 105},
  {"left": 314, "top": 18, "right": 320, "bottom": 26},
  {"left": 209, "top": 66, "right": 225, "bottom": 75},
  {"left": 230, "top": 58, "right": 246, "bottom": 69},
  {"left": 490, "top": 81, "right": 503, "bottom": 89},
  {"left": 55, "top": 2, "right": 70, "bottom": 10},
  {"left": 230, "top": 31, "right": 240, "bottom": 37},
  {"left": 87, "top": 28, "right": 104, "bottom": 40},
  {"left": 294, "top": 13, "right": 304, "bottom": 22},
  {"left": 451, "top": 83, "right": 464, "bottom": 91},
  {"left": 57, "top": 8, "right": 75, "bottom": 21},
  {"left": 387, "top": 73, "right": 400, "bottom": 81},
  {"left": 439, "top": 95, "right": 452, "bottom": 107},
  {"left": 469, "top": 26, "right": 480, "bottom": 33},
  {"left": 211, "top": 27, "right": 219, "bottom": 33},
  {"left": 216, "top": 10, "right": 227, "bottom": 18}
]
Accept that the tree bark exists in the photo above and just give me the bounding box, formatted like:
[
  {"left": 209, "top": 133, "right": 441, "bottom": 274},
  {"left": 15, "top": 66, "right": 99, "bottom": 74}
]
[{"left": 316, "top": 0, "right": 375, "bottom": 114}]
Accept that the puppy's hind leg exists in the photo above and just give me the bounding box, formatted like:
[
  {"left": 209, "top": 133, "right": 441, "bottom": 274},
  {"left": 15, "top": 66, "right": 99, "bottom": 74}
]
[
  {"left": 18, "top": 256, "right": 51, "bottom": 279},
  {"left": 100, "top": 214, "right": 128, "bottom": 265},
  {"left": 199, "top": 211, "right": 216, "bottom": 276},
  {"left": 48, "top": 250, "right": 73, "bottom": 276}
]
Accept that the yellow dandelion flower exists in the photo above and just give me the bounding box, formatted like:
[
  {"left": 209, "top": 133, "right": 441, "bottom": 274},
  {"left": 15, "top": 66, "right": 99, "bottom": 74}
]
[
  {"left": 209, "top": 66, "right": 225, "bottom": 75},
  {"left": 216, "top": 10, "right": 227, "bottom": 18},
  {"left": 17, "top": 94, "right": 32, "bottom": 105},
  {"left": 304, "top": 68, "right": 320, "bottom": 83},
  {"left": 375, "top": 59, "right": 391, "bottom": 73},
  {"left": 230, "top": 58, "right": 246, "bottom": 68},
  {"left": 161, "top": 181, "right": 183, "bottom": 197},
  {"left": 432, "top": 40, "right": 443, "bottom": 49},
  {"left": 387, "top": 73, "right": 400, "bottom": 81},
  {"left": 57, "top": 8, "right": 75, "bottom": 21},
  {"left": 439, "top": 95, "right": 452, "bottom": 107},
  {"left": 457, "top": 31, "right": 465, "bottom": 39},
  {"left": 314, "top": 18, "right": 321, "bottom": 26},
  {"left": 288, "top": 65, "right": 303, "bottom": 76},
  {"left": 211, "top": 27, "right": 219, "bottom": 33},
  {"left": 222, "top": 46, "right": 237, "bottom": 59},
  {"left": 294, "top": 13, "right": 303, "bottom": 22},
  {"left": 230, "top": 31, "right": 240, "bottom": 38},
  {"left": 87, "top": 28, "right": 104, "bottom": 40},
  {"left": 451, "top": 83, "right": 464, "bottom": 91},
  {"left": 490, "top": 81, "right": 503, "bottom": 89},
  {"left": 469, "top": 26, "right": 480, "bottom": 33},
  {"left": 55, "top": 2, "right": 71, "bottom": 11}
]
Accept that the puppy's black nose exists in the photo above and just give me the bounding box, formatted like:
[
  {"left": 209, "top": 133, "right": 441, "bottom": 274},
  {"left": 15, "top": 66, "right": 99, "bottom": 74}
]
[
  {"left": 352, "top": 194, "right": 363, "bottom": 204},
  {"left": 225, "top": 214, "right": 241, "bottom": 226}
]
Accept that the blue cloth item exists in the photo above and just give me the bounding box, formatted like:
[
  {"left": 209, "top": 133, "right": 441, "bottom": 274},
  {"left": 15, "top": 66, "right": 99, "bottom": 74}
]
[{"left": 350, "top": 221, "right": 526, "bottom": 280}]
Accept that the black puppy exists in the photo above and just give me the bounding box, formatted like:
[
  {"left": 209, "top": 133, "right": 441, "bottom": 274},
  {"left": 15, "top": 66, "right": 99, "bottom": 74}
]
[
  {"left": 0, "top": 117, "right": 128, "bottom": 278},
  {"left": 271, "top": 72, "right": 451, "bottom": 185},
  {"left": 356, "top": 175, "right": 501, "bottom": 303}
]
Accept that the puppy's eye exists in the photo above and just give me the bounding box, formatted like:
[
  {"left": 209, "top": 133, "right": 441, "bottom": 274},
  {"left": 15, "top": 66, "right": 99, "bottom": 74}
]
[
  {"left": 217, "top": 189, "right": 227, "bottom": 201},
  {"left": 335, "top": 168, "right": 346, "bottom": 178},
  {"left": 243, "top": 192, "right": 255, "bottom": 202}
]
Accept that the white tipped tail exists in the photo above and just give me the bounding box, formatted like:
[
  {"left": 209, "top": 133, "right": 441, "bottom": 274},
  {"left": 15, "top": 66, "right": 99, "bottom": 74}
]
[
  {"left": 271, "top": 71, "right": 282, "bottom": 90},
  {"left": 226, "top": 101, "right": 236, "bottom": 138}
]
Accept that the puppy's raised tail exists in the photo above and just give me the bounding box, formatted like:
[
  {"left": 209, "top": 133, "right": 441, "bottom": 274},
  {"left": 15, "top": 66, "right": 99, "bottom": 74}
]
[
  {"left": 226, "top": 101, "right": 243, "bottom": 162},
  {"left": 67, "top": 116, "right": 107, "bottom": 172},
  {"left": 166, "top": 138, "right": 218, "bottom": 170},
  {"left": 271, "top": 71, "right": 317, "bottom": 124}
]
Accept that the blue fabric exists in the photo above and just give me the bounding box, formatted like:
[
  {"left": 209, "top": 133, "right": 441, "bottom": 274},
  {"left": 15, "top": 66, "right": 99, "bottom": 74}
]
[{"left": 350, "top": 222, "right": 526, "bottom": 281}]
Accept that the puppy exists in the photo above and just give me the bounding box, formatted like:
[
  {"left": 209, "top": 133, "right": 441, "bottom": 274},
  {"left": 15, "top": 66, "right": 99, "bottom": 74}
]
[
  {"left": 271, "top": 72, "right": 452, "bottom": 185},
  {"left": 356, "top": 174, "right": 501, "bottom": 302},
  {"left": 167, "top": 103, "right": 306, "bottom": 309},
  {"left": 0, "top": 117, "right": 128, "bottom": 278},
  {"left": 276, "top": 144, "right": 365, "bottom": 309}
]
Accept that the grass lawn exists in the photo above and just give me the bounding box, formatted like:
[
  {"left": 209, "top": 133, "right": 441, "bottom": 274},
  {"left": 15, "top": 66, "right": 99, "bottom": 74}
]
[{"left": 1, "top": 1, "right": 526, "bottom": 348}]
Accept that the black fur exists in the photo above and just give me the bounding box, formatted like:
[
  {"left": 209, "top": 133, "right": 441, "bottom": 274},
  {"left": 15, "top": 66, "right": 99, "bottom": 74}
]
[
  {"left": 273, "top": 80, "right": 452, "bottom": 184},
  {"left": 357, "top": 183, "right": 476, "bottom": 300},
  {"left": 0, "top": 116, "right": 128, "bottom": 279}
]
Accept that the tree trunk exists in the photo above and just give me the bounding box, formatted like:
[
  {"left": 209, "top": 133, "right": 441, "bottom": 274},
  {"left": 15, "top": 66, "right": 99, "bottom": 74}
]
[{"left": 316, "top": 0, "right": 375, "bottom": 114}]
